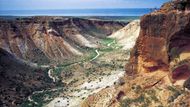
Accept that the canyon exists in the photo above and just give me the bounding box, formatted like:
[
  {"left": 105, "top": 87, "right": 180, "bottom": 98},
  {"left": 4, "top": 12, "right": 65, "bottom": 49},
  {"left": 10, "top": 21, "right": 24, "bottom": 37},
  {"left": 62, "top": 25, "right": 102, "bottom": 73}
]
[
  {"left": 0, "top": 16, "right": 134, "bottom": 107},
  {"left": 0, "top": 0, "right": 190, "bottom": 107},
  {"left": 0, "top": 16, "right": 127, "bottom": 64},
  {"left": 82, "top": 0, "right": 190, "bottom": 107}
]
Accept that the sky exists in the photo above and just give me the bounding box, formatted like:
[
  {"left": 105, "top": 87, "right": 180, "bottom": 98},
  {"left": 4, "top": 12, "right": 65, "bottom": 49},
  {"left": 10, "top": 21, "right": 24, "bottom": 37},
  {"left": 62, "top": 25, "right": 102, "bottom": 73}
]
[{"left": 0, "top": 0, "right": 170, "bottom": 10}]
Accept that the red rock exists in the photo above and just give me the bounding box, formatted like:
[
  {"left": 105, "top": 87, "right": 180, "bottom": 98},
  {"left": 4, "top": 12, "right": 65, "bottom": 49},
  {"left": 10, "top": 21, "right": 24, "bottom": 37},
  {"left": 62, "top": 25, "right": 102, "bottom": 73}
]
[{"left": 172, "top": 65, "right": 190, "bottom": 80}]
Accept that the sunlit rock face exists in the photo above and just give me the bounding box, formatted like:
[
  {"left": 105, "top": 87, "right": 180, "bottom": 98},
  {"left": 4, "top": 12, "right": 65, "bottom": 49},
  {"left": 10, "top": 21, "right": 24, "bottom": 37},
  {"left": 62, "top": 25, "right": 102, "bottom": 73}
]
[
  {"left": 125, "top": 1, "right": 190, "bottom": 105},
  {"left": 109, "top": 20, "right": 140, "bottom": 50},
  {"left": 0, "top": 16, "right": 128, "bottom": 107},
  {"left": 131, "top": 0, "right": 190, "bottom": 82},
  {"left": 0, "top": 17, "right": 126, "bottom": 64},
  {"left": 83, "top": 1, "right": 190, "bottom": 107}
]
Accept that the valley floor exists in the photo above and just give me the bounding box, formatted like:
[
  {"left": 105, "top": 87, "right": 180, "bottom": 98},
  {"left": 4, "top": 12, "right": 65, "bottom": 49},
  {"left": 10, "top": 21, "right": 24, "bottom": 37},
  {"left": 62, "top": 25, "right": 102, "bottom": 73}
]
[{"left": 21, "top": 38, "right": 131, "bottom": 107}]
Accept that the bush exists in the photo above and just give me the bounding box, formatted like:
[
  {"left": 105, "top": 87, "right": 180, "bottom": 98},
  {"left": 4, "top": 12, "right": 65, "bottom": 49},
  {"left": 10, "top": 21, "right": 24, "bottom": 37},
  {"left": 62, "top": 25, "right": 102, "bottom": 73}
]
[{"left": 183, "top": 77, "right": 190, "bottom": 90}]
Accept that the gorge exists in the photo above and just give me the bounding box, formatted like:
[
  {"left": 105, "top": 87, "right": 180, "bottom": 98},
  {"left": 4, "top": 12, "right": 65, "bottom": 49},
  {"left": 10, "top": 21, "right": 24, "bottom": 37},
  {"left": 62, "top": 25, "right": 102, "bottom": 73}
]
[
  {"left": 83, "top": 0, "right": 190, "bottom": 107},
  {"left": 0, "top": 16, "right": 139, "bottom": 107},
  {"left": 1, "top": 0, "right": 190, "bottom": 107}
]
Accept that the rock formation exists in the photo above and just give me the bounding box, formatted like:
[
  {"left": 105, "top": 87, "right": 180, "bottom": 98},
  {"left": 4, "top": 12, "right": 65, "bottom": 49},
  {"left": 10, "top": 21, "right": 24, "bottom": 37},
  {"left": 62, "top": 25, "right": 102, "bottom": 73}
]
[
  {"left": 82, "top": 1, "right": 190, "bottom": 107},
  {"left": 131, "top": 0, "right": 190, "bottom": 86},
  {"left": 0, "top": 17, "right": 127, "bottom": 107},
  {"left": 0, "top": 17, "right": 126, "bottom": 64}
]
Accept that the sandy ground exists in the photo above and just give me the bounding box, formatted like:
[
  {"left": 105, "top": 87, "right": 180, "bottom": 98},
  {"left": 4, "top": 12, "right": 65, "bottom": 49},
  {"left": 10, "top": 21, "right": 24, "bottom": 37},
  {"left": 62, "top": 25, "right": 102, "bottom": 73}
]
[
  {"left": 34, "top": 21, "right": 139, "bottom": 107},
  {"left": 109, "top": 20, "right": 140, "bottom": 50},
  {"left": 46, "top": 70, "right": 125, "bottom": 107}
]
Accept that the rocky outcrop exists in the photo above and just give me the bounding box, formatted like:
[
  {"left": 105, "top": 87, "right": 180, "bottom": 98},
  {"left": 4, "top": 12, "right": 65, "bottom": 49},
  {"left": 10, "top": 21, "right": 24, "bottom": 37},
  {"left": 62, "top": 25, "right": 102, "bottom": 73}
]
[
  {"left": 83, "top": 1, "right": 190, "bottom": 107},
  {"left": 129, "top": 0, "right": 190, "bottom": 83},
  {"left": 123, "top": 0, "right": 190, "bottom": 106},
  {"left": 0, "top": 17, "right": 126, "bottom": 64},
  {"left": 0, "top": 16, "right": 128, "bottom": 107}
]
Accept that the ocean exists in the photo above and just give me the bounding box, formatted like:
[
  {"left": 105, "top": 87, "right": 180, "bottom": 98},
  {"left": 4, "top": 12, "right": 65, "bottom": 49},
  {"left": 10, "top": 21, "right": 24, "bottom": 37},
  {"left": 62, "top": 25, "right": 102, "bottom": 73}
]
[{"left": 0, "top": 8, "right": 153, "bottom": 16}]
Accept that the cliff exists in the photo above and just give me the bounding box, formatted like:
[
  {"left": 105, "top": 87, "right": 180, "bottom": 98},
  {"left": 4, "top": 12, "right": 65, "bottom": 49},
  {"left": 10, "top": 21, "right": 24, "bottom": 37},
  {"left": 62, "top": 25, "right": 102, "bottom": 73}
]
[
  {"left": 82, "top": 1, "right": 190, "bottom": 107},
  {"left": 0, "top": 17, "right": 126, "bottom": 64},
  {"left": 0, "top": 17, "right": 128, "bottom": 107},
  {"left": 129, "top": 0, "right": 190, "bottom": 86}
]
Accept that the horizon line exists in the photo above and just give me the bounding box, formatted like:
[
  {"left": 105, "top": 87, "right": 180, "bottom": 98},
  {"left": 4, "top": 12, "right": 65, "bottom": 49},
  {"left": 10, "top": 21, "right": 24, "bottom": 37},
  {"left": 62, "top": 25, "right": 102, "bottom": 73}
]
[{"left": 0, "top": 8, "right": 158, "bottom": 11}]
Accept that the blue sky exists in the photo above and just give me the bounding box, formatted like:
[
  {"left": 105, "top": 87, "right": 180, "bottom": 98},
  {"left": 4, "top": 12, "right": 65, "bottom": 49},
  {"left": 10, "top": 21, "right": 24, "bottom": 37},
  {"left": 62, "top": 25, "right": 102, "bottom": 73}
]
[{"left": 0, "top": 0, "right": 170, "bottom": 10}]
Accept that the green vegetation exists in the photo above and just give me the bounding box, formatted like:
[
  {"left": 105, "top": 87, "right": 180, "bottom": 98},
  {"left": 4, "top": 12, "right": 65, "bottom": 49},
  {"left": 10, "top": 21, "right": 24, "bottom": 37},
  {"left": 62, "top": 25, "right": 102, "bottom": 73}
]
[
  {"left": 69, "top": 79, "right": 79, "bottom": 85},
  {"left": 84, "top": 68, "right": 94, "bottom": 77},
  {"left": 22, "top": 37, "right": 126, "bottom": 106},
  {"left": 53, "top": 67, "right": 64, "bottom": 76},
  {"left": 120, "top": 89, "right": 160, "bottom": 107},
  {"left": 52, "top": 38, "right": 121, "bottom": 79},
  {"left": 101, "top": 38, "right": 115, "bottom": 45},
  {"left": 169, "top": 47, "right": 181, "bottom": 62},
  {"left": 99, "top": 38, "right": 122, "bottom": 53},
  {"left": 167, "top": 86, "right": 179, "bottom": 92},
  {"left": 21, "top": 88, "right": 64, "bottom": 107},
  {"left": 167, "top": 86, "right": 183, "bottom": 103},
  {"left": 184, "top": 77, "right": 190, "bottom": 90},
  {"left": 121, "top": 95, "right": 147, "bottom": 107},
  {"left": 131, "top": 85, "right": 142, "bottom": 94}
]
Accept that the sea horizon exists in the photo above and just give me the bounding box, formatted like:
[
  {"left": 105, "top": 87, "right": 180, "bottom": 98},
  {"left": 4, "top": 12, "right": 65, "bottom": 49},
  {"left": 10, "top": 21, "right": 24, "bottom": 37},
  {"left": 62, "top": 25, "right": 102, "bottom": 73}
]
[{"left": 0, "top": 8, "right": 155, "bottom": 16}]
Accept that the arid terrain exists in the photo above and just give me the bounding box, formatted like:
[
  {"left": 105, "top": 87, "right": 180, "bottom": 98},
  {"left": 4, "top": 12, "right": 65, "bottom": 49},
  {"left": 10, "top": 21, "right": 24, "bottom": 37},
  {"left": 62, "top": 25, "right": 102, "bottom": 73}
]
[
  {"left": 0, "top": 16, "right": 139, "bottom": 107},
  {"left": 82, "top": 1, "right": 190, "bottom": 107},
  {"left": 1, "top": 0, "right": 190, "bottom": 107}
]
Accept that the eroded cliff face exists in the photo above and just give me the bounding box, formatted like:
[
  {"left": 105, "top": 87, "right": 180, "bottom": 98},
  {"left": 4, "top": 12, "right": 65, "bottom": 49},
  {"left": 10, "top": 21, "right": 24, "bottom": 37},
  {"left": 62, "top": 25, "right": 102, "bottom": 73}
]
[
  {"left": 131, "top": 0, "right": 190, "bottom": 86},
  {"left": 0, "top": 17, "right": 127, "bottom": 107},
  {"left": 0, "top": 17, "right": 126, "bottom": 64},
  {"left": 82, "top": 1, "right": 190, "bottom": 107}
]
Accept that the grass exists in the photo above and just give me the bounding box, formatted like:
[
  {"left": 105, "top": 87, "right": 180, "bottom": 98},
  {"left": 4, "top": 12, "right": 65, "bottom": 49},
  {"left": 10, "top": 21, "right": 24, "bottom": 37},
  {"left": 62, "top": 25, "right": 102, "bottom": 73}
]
[
  {"left": 51, "top": 47, "right": 102, "bottom": 79},
  {"left": 101, "top": 38, "right": 115, "bottom": 45},
  {"left": 99, "top": 38, "right": 122, "bottom": 53},
  {"left": 52, "top": 48, "right": 97, "bottom": 78}
]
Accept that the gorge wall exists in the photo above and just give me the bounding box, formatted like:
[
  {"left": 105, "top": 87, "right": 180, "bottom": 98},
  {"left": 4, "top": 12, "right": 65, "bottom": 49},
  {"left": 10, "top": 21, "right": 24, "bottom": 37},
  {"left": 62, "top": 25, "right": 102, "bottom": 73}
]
[
  {"left": 129, "top": 0, "right": 190, "bottom": 86},
  {"left": 82, "top": 1, "right": 190, "bottom": 107},
  {"left": 0, "top": 17, "right": 127, "bottom": 107},
  {"left": 0, "top": 17, "right": 126, "bottom": 65}
]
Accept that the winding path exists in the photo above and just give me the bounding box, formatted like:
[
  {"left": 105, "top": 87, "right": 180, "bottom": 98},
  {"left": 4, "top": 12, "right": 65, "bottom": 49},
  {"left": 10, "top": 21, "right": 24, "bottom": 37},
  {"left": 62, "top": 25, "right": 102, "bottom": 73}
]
[
  {"left": 28, "top": 39, "right": 115, "bottom": 106},
  {"left": 47, "top": 49, "right": 100, "bottom": 82},
  {"left": 48, "top": 69, "right": 56, "bottom": 82},
  {"left": 90, "top": 49, "right": 100, "bottom": 61}
]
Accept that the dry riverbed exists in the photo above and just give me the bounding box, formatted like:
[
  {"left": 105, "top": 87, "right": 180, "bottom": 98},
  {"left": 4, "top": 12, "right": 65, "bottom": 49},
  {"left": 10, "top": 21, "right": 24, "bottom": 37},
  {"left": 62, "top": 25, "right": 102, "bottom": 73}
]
[
  {"left": 46, "top": 70, "right": 125, "bottom": 107},
  {"left": 21, "top": 38, "right": 132, "bottom": 107}
]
